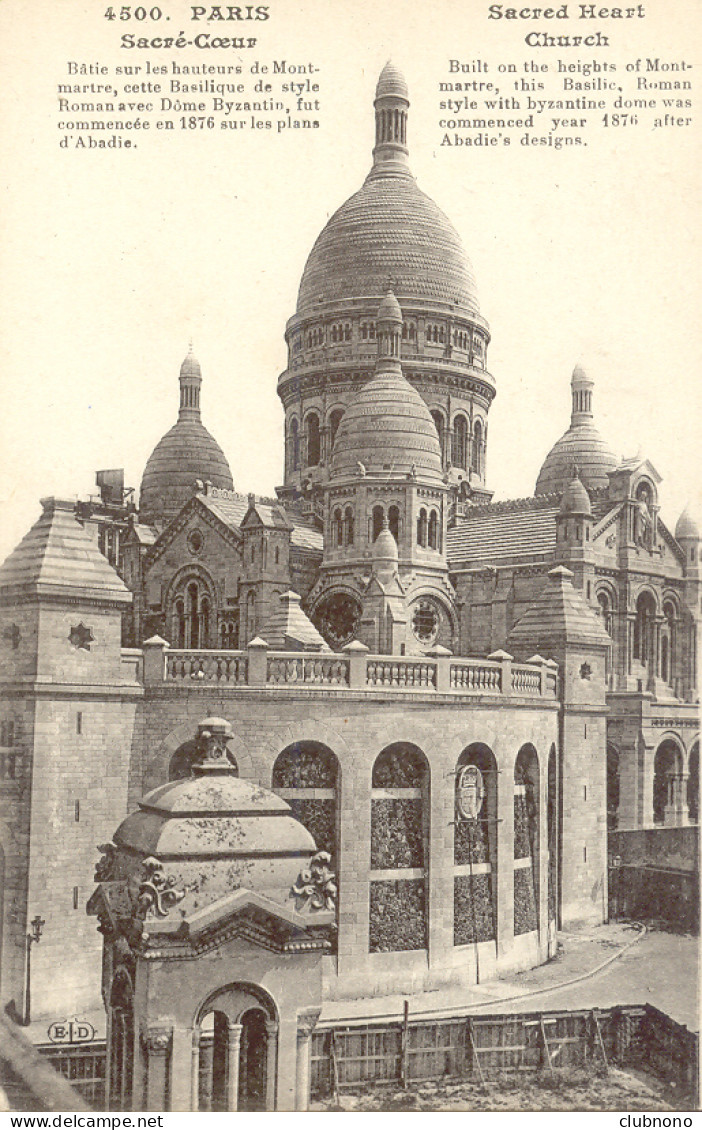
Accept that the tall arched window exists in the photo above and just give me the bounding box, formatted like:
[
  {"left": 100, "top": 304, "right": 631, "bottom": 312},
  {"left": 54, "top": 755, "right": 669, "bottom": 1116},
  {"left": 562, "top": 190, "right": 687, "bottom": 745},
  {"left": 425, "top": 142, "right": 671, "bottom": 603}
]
[
  {"left": 597, "top": 590, "right": 614, "bottom": 636},
  {"left": 633, "top": 591, "right": 656, "bottom": 665},
  {"left": 307, "top": 412, "right": 321, "bottom": 466},
  {"left": 417, "top": 508, "right": 428, "bottom": 547},
  {"left": 514, "top": 745, "right": 540, "bottom": 936},
  {"left": 329, "top": 408, "right": 344, "bottom": 449},
  {"left": 344, "top": 506, "right": 354, "bottom": 546},
  {"left": 171, "top": 579, "right": 214, "bottom": 648},
  {"left": 452, "top": 415, "right": 468, "bottom": 470},
  {"left": 388, "top": 504, "right": 400, "bottom": 542},
  {"left": 333, "top": 508, "right": 343, "bottom": 548},
  {"left": 290, "top": 418, "right": 300, "bottom": 471},
  {"left": 662, "top": 601, "right": 676, "bottom": 685},
  {"left": 454, "top": 743, "right": 497, "bottom": 947},
  {"left": 372, "top": 505, "right": 384, "bottom": 542},
  {"left": 428, "top": 510, "right": 438, "bottom": 550},
  {"left": 247, "top": 591, "right": 256, "bottom": 639},
  {"left": 472, "top": 419, "right": 483, "bottom": 475},
  {"left": 370, "top": 744, "right": 429, "bottom": 953},
  {"left": 653, "top": 739, "right": 682, "bottom": 824},
  {"left": 173, "top": 598, "right": 186, "bottom": 647}
]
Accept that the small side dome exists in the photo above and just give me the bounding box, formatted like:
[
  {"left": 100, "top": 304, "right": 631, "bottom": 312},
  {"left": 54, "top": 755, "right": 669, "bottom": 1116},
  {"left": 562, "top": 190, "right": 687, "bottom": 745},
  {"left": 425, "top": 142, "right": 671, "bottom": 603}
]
[
  {"left": 559, "top": 470, "right": 591, "bottom": 517},
  {"left": 378, "top": 290, "right": 403, "bottom": 325},
  {"left": 376, "top": 61, "right": 409, "bottom": 101},
  {"left": 373, "top": 523, "right": 399, "bottom": 563},
  {"left": 675, "top": 506, "right": 700, "bottom": 540}
]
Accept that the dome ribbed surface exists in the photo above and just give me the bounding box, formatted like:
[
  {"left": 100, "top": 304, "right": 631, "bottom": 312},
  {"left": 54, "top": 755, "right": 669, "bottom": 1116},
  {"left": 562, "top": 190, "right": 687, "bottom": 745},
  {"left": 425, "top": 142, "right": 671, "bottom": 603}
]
[
  {"left": 376, "top": 61, "right": 409, "bottom": 100},
  {"left": 535, "top": 424, "right": 617, "bottom": 497},
  {"left": 559, "top": 475, "right": 591, "bottom": 516},
  {"left": 297, "top": 176, "right": 479, "bottom": 317},
  {"left": 675, "top": 507, "right": 700, "bottom": 540},
  {"left": 331, "top": 369, "right": 443, "bottom": 480},
  {"left": 140, "top": 418, "right": 233, "bottom": 521}
]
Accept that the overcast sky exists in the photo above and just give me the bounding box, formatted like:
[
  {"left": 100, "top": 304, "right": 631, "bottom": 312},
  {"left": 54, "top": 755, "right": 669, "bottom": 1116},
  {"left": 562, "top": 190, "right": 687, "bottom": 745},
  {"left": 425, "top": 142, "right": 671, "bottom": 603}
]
[{"left": 1, "top": 0, "right": 700, "bottom": 562}]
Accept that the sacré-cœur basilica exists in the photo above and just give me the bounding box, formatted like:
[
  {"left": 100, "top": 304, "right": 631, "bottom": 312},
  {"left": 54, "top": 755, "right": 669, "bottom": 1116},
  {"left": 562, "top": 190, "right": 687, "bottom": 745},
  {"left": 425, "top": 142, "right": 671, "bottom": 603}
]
[{"left": 0, "top": 63, "right": 698, "bottom": 1111}]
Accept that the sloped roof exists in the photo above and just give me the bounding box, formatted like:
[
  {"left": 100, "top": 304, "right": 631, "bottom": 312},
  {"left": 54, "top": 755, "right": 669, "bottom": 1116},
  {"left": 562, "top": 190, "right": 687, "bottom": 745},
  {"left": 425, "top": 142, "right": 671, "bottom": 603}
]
[
  {"left": 0, "top": 499, "right": 131, "bottom": 604},
  {"left": 259, "top": 590, "right": 330, "bottom": 651},
  {"left": 447, "top": 492, "right": 613, "bottom": 567},
  {"left": 197, "top": 492, "right": 323, "bottom": 552},
  {"left": 507, "top": 566, "right": 611, "bottom": 654}
]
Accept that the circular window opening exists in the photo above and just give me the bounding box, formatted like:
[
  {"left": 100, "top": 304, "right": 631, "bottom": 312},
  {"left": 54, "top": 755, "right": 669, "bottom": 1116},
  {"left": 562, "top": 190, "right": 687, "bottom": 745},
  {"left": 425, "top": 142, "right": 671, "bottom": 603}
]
[
  {"left": 313, "top": 592, "right": 361, "bottom": 649},
  {"left": 188, "top": 529, "right": 204, "bottom": 555},
  {"left": 411, "top": 600, "right": 439, "bottom": 645}
]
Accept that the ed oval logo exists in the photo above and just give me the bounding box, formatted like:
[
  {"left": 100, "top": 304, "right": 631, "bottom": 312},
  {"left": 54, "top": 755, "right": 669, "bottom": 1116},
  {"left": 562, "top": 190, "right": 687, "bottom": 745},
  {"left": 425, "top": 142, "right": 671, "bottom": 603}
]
[{"left": 47, "top": 1018, "right": 96, "bottom": 1044}]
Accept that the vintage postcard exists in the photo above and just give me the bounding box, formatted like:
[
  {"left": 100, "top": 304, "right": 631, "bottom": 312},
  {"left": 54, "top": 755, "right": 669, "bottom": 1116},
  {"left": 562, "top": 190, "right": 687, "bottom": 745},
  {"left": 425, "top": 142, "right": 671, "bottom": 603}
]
[{"left": 0, "top": 0, "right": 699, "bottom": 1116}]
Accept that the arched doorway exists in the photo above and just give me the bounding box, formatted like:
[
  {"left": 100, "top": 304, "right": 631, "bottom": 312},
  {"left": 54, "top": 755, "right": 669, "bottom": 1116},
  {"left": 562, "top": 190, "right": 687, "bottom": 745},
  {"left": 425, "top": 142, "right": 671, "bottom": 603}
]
[
  {"left": 195, "top": 984, "right": 277, "bottom": 1112},
  {"left": 653, "top": 739, "right": 683, "bottom": 825}
]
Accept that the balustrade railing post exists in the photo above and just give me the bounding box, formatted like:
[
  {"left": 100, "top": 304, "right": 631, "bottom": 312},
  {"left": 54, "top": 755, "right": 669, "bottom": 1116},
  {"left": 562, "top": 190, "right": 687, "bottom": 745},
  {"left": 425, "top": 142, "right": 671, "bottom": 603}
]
[
  {"left": 546, "top": 658, "right": 559, "bottom": 697},
  {"left": 427, "top": 644, "right": 452, "bottom": 693},
  {"left": 526, "top": 654, "right": 547, "bottom": 696},
  {"left": 247, "top": 636, "right": 269, "bottom": 686},
  {"left": 143, "top": 635, "right": 169, "bottom": 685},
  {"left": 343, "top": 640, "right": 369, "bottom": 689},
  {"left": 488, "top": 649, "right": 513, "bottom": 696}
]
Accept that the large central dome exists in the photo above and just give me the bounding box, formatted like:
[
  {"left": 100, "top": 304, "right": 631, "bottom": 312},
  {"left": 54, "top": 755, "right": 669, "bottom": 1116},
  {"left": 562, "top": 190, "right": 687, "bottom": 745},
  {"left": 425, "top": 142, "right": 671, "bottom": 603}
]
[
  {"left": 296, "top": 62, "right": 479, "bottom": 319},
  {"left": 297, "top": 175, "right": 479, "bottom": 317}
]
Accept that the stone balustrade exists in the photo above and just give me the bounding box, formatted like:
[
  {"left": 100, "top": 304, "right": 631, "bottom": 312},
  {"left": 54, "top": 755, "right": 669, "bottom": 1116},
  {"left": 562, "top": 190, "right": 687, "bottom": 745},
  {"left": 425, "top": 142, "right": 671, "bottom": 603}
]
[{"left": 142, "top": 636, "right": 558, "bottom": 699}]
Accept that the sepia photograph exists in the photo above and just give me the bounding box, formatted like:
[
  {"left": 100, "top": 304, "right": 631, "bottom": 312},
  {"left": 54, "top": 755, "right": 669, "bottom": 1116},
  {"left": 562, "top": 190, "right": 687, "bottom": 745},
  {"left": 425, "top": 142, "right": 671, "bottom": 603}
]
[{"left": 0, "top": 0, "right": 699, "bottom": 1116}]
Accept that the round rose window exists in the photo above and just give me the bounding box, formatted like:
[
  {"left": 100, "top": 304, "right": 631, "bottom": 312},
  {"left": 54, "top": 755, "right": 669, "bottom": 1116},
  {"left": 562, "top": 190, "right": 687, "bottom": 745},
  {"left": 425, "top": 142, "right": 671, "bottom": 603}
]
[{"left": 411, "top": 600, "right": 439, "bottom": 645}]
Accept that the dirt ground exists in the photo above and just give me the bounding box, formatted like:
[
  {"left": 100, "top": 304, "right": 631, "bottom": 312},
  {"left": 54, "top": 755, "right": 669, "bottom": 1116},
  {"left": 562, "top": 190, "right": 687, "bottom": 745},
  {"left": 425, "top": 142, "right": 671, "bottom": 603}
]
[{"left": 311, "top": 1066, "right": 689, "bottom": 1113}]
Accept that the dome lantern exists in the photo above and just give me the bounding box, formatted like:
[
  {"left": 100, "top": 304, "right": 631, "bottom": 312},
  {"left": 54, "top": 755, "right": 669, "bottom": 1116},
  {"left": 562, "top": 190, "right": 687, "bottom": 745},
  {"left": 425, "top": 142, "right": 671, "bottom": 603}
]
[
  {"left": 535, "top": 365, "right": 616, "bottom": 496},
  {"left": 370, "top": 61, "right": 411, "bottom": 180}
]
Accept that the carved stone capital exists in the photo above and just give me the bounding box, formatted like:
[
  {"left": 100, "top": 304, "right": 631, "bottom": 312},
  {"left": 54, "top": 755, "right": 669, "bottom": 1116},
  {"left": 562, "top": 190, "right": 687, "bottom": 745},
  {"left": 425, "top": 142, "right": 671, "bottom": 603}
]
[
  {"left": 297, "top": 1009, "right": 321, "bottom": 1039},
  {"left": 143, "top": 1026, "right": 172, "bottom": 1054}
]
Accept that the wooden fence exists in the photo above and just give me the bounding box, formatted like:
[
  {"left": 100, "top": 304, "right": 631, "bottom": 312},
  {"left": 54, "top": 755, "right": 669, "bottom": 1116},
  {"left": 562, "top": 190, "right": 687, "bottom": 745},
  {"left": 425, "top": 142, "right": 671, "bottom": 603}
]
[{"left": 311, "top": 1004, "right": 698, "bottom": 1102}]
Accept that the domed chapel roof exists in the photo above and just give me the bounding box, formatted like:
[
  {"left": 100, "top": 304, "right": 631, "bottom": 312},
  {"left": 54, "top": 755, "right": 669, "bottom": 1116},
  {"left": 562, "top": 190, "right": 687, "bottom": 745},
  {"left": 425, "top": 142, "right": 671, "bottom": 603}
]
[
  {"left": 536, "top": 365, "right": 617, "bottom": 496},
  {"left": 296, "top": 64, "right": 480, "bottom": 318},
  {"left": 139, "top": 350, "right": 233, "bottom": 523}
]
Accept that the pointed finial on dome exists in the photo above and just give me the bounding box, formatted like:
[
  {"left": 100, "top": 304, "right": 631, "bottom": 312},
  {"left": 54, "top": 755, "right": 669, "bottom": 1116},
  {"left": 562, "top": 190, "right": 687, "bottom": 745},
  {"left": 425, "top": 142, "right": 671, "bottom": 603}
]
[
  {"left": 179, "top": 346, "right": 202, "bottom": 419},
  {"left": 570, "top": 362, "right": 594, "bottom": 424},
  {"left": 368, "top": 62, "right": 411, "bottom": 180},
  {"left": 559, "top": 468, "right": 591, "bottom": 516}
]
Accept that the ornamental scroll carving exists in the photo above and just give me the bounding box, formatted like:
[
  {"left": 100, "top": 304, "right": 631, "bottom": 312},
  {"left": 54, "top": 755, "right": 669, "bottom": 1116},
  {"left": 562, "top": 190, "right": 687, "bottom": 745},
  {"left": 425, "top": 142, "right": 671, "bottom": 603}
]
[
  {"left": 94, "top": 843, "right": 117, "bottom": 883},
  {"left": 135, "top": 856, "right": 185, "bottom": 920},
  {"left": 291, "top": 851, "right": 337, "bottom": 913}
]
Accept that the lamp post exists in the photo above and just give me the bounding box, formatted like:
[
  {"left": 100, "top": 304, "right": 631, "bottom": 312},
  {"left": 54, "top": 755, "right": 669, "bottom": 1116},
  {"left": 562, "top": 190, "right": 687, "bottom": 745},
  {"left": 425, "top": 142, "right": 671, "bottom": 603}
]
[{"left": 23, "top": 914, "right": 45, "bottom": 1025}]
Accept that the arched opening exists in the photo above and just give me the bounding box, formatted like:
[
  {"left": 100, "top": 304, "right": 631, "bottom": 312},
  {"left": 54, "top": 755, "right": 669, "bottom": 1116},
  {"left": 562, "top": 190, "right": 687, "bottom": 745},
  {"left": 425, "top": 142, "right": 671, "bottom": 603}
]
[
  {"left": 108, "top": 969, "right": 134, "bottom": 1111},
  {"left": 416, "top": 508, "right": 427, "bottom": 548},
  {"left": 220, "top": 615, "right": 239, "bottom": 650},
  {"left": 472, "top": 419, "right": 483, "bottom": 476},
  {"left": 633, "top": 591, "right": 656, "bottom": 666},
  {"left": 173, "top": 598, "right": 186, "bottom": 648},
  {"left": 307, "top": 413, "right": 321, "bottom": 467},
  {"left": 272, "top": 742, "right": 339, "bottom": 862},
  {"left": 653, "top": 739, "right": 682, "bottom": 825},
  {"left": 662, "top": 601, "right": 676, "bottom": 686},
  {"left": 687, "top": 742, "right": 699, "bottom": 823},
  {"left": 607, "top": 744, "right": 620, "bottom": 832},
  {"left": 431, "top": 411, "right": 444, "bottom": 455},
  {"left": 312, "top": 591, "right": 361, "bottom": 649},
  {"left": 290, "top": 418, "right": 300, "bottom": 472},
  {"left": 372, "top": 505, "right": 384, "bottom": 543},
  {"left": 428, "top": 510, "right": 438, "bottom": 551},
  {"left": 246, "top": 591, "right": 256, "bottom": 640},
  {"left": 451, "top": 415, "right": 468, "bottom": 470},
  {"left": 547, "top": 744, "right": 558, "bottom": 926},
  {"left": 454, "top": 743, "right": 497, "bottom": 949},
  {"left": 239, "top": 1009, "right": 267, "bottom": 1112},
  {"left": 388, "top": 504, "right": 400, "bottom": 542},
  {"left": 514, "top": 745, "right": 540, "bottom": 937},
  {"left": 344, "top": 506, "right": 354, "bottom": 546},
  {"left": 333, "top": 508, "right": 343, "bottom": 548},
  {"left": 370, "top": 744, "right": 429, "bottom": 953},
  {"left": 198, "top": 1011, "right": 229, "bottom": 1112},
  {"left": 329, "top": 409, "right": 344, "bottom": 449},
  {"left": 169, "top": 737, "right": 238, "bottom": 781}
]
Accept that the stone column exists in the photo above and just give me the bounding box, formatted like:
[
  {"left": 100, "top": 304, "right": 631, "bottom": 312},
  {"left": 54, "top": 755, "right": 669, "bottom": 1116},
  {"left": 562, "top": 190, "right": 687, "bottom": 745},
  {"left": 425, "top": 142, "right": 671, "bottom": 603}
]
[
  {"left": 496, "top": 753, "right": 514, "bottom": 960},
  {"left": 190, "top": 1027, "right": 201, "bottom": 1113},
  {"left": 143, "top": 1027, "right": 172, "bottom": 1112},
  {"left": 169, "top": 1028, "right": 193, "bottom": 1112},
  {"left": 264, "top": 1020, "right": 279, "bottom": 1111},
  {"left": 226, "top": 1023, "right": 243, "bottom": 1112},
  {"left": 295, "top": 1011, "right": 320, "bottom": 1112}
]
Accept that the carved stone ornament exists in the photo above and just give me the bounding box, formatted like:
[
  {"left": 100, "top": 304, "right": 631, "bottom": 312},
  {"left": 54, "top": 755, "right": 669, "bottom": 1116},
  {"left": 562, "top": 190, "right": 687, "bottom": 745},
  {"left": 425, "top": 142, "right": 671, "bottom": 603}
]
[
  {"left": 143, "top": 1026, "right": 173, "bottom": 1053},
  {"left": 291, "top": 851, "right": 337, "bottom": 913},
  {"left": 94, "top": 843, "right": 117, "bottom": 883},
  {"left": 297, "top": 1009, "right": 322, "bottom": 1039},
  {"left": 3, "top": 624, "right": 20, "bottom": 650},
  {"left": 68, "top": 623, "right": 94, "bottom": 650},
  {"left": 135, "top": 856, "right": 185, "bottom": 920}
]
